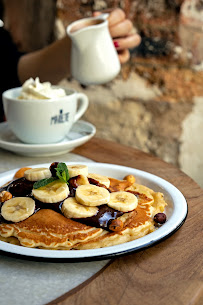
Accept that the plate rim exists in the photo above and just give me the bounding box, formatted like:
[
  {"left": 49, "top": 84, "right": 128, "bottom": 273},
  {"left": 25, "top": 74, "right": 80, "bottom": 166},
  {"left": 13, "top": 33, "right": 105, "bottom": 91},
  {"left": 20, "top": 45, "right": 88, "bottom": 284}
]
[{"left": 0, "top": 162, "right": 188, "bottom": 261}]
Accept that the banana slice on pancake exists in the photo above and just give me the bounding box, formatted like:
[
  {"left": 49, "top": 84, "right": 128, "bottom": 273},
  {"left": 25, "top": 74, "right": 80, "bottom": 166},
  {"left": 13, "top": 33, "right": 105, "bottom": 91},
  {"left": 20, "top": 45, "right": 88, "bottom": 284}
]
[
  {"left": 107, "top": 191, "right": 138, "bottom": 212},
  {"left": 62, "top": 197, "right": 98, "bottom": 218},
  {"left": 32, "top": 180, "right": 69, "bottom": 203},
  {"left": 67, "top": 164, "right": 88, "bottom": 178},
  {"left": 88, "top": 173, "right": 110, "bottom": 188},
  {"left": 75, "top": 184, "right": 110, "bottom": 206},
  {"left": 75, "top": 175, "right": 89, "bottom": 186},
  {"left": 1, "top": 197, "right": 35, "bottom": 222},
  {"left": 24, "top": 168, "right": 52, "bottom": 181}
]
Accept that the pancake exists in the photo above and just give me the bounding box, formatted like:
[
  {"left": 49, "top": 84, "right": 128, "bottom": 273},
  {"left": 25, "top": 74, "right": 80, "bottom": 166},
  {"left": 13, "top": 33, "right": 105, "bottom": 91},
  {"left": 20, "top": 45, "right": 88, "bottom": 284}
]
[
  {"left": 74, "top": 193, "right": 155, "bottom": 250},
  {"left": 0, "top": 209, "right": 102, "bottom": 249},
  {"left": 74, "top": 182, "right": 167, "bottom": 250},
  {"left": 108, "top": 178, "right": 133, "bottom": 192},
  {"left": 0, "top": 166, "right": 167, "bottom": 250},
  {"left": 126, "top": 183, "right": 167, "bottom": 216}
]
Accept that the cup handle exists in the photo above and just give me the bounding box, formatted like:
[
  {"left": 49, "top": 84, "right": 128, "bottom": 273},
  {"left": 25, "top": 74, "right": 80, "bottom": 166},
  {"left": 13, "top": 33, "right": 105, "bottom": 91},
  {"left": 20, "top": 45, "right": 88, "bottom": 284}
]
[{"left": 74, "top": 93, "right": 89, "bottom": 123}]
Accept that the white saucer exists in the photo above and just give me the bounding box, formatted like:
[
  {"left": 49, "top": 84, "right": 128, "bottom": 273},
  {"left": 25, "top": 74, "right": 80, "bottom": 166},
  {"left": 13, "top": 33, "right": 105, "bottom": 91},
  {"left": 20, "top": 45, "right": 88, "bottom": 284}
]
[{"left": 0, "top": 120, "right": 96, "bottom": 157}]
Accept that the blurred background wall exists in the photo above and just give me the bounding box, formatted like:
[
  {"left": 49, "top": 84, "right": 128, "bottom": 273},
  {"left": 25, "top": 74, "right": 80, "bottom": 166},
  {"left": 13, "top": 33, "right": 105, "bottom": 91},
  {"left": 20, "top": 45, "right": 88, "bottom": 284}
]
[
  {"left": 2, "top": 0, "right": 203, "bottom": 187},
  {"left": 57, "top": 0, "right": 203, "bottom": 187}
]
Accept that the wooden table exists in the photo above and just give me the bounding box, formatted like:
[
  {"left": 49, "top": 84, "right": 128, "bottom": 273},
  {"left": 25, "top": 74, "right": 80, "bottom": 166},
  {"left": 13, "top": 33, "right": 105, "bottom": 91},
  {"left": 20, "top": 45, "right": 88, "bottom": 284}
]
[{"left": 50, "top": 137, "right": 203, "bottom": 305}]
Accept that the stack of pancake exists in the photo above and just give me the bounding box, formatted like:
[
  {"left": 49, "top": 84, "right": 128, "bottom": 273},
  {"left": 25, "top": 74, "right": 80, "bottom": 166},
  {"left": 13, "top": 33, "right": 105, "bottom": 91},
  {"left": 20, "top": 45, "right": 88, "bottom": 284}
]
[{"left": 0, "top": 165, "right": 167, "bottom": 250}]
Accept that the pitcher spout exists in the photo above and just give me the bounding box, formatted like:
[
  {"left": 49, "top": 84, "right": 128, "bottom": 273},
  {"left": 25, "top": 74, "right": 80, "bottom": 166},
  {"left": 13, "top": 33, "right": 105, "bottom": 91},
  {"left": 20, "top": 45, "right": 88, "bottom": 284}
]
[{"left": 67, "top": 16, "right": 107, "bottom": 47}]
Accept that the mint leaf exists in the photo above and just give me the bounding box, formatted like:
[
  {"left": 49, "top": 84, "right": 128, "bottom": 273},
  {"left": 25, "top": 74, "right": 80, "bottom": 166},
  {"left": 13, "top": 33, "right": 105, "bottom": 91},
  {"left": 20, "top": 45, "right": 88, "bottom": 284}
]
[
  {"left": 33, "top": 163, "right": 69, "bottom": 189},
  {"left": 55, "top": 162, "right": 69, "bottom": 183},
  {"left": 62, "top": 171, "right": 66, "bottom": 181},
  {"left": 33, "top": 177, "right": 58, "bottom": 189}
]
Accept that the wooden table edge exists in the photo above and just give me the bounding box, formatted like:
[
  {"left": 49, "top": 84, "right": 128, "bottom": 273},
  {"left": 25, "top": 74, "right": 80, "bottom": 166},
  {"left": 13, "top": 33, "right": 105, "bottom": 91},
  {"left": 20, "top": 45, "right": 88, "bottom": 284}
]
[{"left": 49, "top": 137, "right": 203, "bottom": 305}]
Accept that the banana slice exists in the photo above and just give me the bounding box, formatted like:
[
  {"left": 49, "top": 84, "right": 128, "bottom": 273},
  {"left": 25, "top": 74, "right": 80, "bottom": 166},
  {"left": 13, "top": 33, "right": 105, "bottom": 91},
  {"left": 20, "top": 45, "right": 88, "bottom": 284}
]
[
  {"left": 107, "top": 191, "right": 138, "bottom": 212},
  {"left": 1, "top": 197, "right": 35, "bottom": 222},
  {"left": 75, "top": 175, "right": 89, "bottom": 186},
  {"left": 67, "top": 164, "right": 88, "bottom": 178},
  {"left": 32, "top": 180, "right": 69, "bottom": 203},
  {"left": 62, "top": 197, "right": 98, "bottom": 218},
  {"left": 75, "top": 184, "right": 110, "bottom": 206},
  {"left": 88, "top": 173, "right": 110, "bottom": 188},
  {"left": 24, "top": 168, "right": 51, "bottom": 181}
]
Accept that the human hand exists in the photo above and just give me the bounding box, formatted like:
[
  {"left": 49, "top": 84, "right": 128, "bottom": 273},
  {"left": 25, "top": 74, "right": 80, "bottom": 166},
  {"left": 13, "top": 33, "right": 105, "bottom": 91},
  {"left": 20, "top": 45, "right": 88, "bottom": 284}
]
[{"left": 93, "top": 8, "right": 141, "bottom": 64}]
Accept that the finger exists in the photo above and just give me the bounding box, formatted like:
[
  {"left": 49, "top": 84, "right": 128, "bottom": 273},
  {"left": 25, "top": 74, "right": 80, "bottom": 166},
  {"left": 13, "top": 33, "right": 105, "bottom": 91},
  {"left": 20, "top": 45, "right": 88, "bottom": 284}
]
[
  {"left": 114, "top": 34, "right": 141, "bottom": 50},
  {"left": 107, "top": 8, "right": 126, "bottom": 27},
  {"left": 92, "top": 11, "right": 102, "bottom": 17},
  {"left": 118, "top": 49, "right": 130, "bottom": 64},
  {"left": 109, "top": 19, "right": 133, "bottom": 38},
  {"left": 93, "top": 9, "right": 126, "bottom": 27},
  {"left": 92, "top": 9, "right": 113, "bottom": 17}
]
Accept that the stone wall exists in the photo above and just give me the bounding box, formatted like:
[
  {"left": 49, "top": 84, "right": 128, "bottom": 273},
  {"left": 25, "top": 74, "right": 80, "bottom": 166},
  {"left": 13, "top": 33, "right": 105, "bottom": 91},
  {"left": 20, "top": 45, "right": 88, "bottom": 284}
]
[
  {"left": 59, "top": 70, "right": 202, "bottom": 186},
  {"left": 58, "top": 0, "right": 203, "bottom": 188}
]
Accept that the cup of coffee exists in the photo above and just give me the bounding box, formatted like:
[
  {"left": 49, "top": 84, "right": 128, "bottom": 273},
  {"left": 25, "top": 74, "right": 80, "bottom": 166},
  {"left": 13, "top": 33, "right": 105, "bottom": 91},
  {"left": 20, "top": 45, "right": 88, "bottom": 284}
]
[{"left": 2, "top": 79, "right": 89, "bottom": 144}]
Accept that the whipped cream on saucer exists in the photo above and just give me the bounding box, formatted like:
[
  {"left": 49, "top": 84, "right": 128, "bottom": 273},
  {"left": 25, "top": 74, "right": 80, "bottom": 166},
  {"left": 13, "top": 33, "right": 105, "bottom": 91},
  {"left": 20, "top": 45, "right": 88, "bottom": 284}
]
[{"left": 18, "top": 77, "right": 66, "bottom": 100}]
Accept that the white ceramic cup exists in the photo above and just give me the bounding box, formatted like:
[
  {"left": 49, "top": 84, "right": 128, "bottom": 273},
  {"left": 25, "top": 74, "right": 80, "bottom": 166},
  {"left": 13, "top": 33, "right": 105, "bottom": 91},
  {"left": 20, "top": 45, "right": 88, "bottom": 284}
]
[{"left": 2, "top": 87, "right": 89, "bottom": 144}]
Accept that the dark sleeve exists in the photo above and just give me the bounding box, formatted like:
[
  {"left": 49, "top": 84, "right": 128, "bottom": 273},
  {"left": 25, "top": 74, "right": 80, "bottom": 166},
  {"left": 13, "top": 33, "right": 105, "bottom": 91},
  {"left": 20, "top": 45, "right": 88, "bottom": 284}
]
[{"left": 0, "top": 27, "right": 24, "bottom": 121}]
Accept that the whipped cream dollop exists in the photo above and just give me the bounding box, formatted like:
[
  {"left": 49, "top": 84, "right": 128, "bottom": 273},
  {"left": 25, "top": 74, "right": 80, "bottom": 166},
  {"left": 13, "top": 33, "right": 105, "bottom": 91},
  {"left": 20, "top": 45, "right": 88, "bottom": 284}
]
[{"left": 18, "top": 77, "right": 66, "bottom": 100}]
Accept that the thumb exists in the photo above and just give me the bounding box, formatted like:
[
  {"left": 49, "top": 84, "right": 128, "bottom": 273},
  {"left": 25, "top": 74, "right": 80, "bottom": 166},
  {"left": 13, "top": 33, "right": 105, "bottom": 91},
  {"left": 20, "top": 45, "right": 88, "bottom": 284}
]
[
  {"left": 93, "top": 9, "right": 112, "bottom": 17},
  {"left": 92, "top": 11, "right": 101, "bottom": 17}
]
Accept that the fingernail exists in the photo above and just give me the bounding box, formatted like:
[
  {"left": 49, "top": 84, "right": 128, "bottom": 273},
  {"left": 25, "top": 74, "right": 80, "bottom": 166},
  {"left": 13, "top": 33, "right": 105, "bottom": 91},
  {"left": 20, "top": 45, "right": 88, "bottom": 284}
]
[{"left": 114, "top": 41, "right": 119, "bottom": 48}]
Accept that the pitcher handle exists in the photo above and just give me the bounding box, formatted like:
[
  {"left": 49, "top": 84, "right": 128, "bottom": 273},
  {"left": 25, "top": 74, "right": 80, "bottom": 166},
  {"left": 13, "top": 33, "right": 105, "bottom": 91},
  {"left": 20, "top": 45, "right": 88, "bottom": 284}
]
[{"left": 74, "top": 93, "right": 89, "bottom": 123}]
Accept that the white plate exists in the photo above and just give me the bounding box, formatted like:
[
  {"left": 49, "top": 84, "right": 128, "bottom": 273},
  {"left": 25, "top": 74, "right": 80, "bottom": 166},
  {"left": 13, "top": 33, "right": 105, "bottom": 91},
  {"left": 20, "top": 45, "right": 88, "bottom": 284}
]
[
  {"left": 0, "top": 162, "right": 188, "bottom": 261},
  {"left": 0, "top": 121, "right": 96, "bottom": 157}
]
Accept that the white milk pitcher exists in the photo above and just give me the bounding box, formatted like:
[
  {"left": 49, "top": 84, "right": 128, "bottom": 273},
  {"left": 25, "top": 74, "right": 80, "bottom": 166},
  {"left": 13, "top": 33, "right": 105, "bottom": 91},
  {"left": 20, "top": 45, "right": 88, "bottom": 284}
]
[{"left": 67, "top": 14, "right": 121, "bottom": 85}]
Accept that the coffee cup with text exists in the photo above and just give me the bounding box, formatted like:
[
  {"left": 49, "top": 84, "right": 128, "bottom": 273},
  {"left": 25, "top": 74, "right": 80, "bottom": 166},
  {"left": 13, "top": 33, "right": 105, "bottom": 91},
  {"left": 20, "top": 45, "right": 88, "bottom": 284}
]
[{"left": 3, "top": 87, "right": 89, "bottom": 144}]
